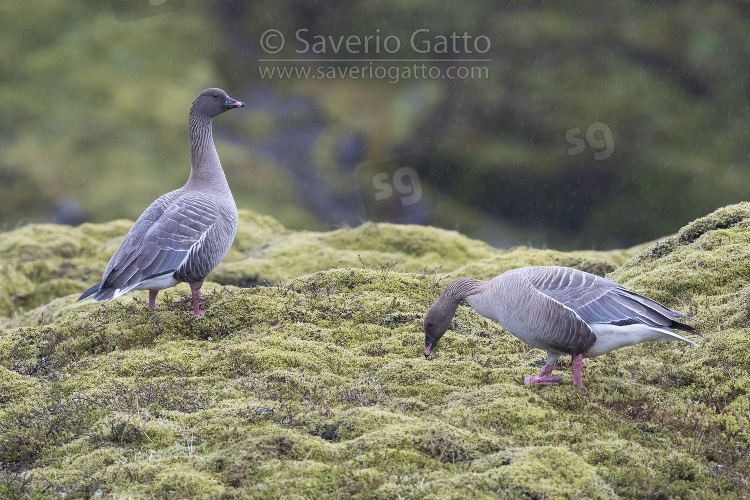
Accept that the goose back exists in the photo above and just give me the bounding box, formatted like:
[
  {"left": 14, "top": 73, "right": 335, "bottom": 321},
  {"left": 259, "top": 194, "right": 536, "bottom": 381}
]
[{"left": 521, "top": 266, "right": 694, "bottom": 332}]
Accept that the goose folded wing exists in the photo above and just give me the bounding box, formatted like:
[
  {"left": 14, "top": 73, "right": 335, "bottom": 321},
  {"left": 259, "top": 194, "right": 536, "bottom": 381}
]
[
  {"left": 95, "top": 196, "right": 219, "bottom": 299},
  {"left": 525, "top": 266, "right": 694, "bottom": 331}
]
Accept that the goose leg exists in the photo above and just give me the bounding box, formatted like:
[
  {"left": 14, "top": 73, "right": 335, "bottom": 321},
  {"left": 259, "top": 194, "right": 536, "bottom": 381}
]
[
  {"left": 524, "top": 352, "right": 563, "bottom": 386},
  {"left": 191, "top": 289, "right": 205, "bottom": 316},
  {"left": 148, "top": 290, "right": 158, "bottom": 310},
  {"left": 572, "top": 354, "right": 587, "bottom": 390},
  {"left": 524, "top": 363, "right": 562, "bottom": 385}
]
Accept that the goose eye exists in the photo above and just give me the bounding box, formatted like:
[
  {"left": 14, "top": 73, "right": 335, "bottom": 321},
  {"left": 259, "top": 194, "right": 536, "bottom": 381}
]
[{"left": 212, "top": 93, "right": 219, "bottom": 98}]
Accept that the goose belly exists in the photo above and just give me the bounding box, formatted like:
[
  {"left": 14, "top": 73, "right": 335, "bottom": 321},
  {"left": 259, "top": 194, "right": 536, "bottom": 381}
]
[
  {"left": 132, "top": 273, "right": 180, "bottom": 291},
  {"left": 586, "top": 323, "right": 678, "bottom": 357}
]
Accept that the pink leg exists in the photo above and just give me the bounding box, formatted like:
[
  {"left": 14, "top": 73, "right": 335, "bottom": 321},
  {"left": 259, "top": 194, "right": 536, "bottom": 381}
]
[
  {"left": 148, "top": 290, "right": 158, "bottom": 310},
  {"left": 572, "top": 354, "right": 587, "bottom": 390},
  {"left": 524, "top": 364, "right": 562, "bottom": 386},
  {"left": 191, "top": 289, "right": 205, "bottom": 316}
]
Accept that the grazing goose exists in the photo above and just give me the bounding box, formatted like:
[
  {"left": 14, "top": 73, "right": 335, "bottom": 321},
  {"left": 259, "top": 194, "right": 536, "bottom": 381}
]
[
  {"left": 79, "top": 88, "right": 244, "bottom": 315},
  {"left": 423, "top": 266, "right": 698, "bottom": 389}
]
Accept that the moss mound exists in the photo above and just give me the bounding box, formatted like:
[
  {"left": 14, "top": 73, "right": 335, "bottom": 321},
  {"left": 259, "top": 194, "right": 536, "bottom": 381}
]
[
  {"left": 0, "top": 209, "right": 630, "bottom": 318},
  {"left": 2, "top": 205, "right": 750, "bottom": 497},
  {"left": 453, "top": 247, "right": 631, "bottom": 281}
]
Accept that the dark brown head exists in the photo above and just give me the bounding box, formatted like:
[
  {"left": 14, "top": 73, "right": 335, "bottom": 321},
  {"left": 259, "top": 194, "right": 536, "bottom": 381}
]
[
  {"left": 423, "top": 299, "right": 457, "bottom": 357},
  {"left": 191, "top": 88, "right": 244, "bottom": 118},
  {"left": 423, "top": 277, "right": 486, "bottom": 357}
]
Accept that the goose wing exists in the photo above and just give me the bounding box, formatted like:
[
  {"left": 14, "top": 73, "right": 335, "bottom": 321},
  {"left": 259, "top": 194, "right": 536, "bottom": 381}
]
[
  {"left": 88, "top": 192, "right": 220, "bottom": 301},
  {"left": 524, "top": 266, "right": 695, "bottom": 333}
]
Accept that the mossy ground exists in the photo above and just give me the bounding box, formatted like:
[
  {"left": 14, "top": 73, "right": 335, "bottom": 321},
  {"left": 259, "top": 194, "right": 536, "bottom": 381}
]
[
  {"left": 1, "top": 206, "right": 749, "bottom": 498},
  {"left": 0, "top": 209, "right": 632, "bottom": 319}
]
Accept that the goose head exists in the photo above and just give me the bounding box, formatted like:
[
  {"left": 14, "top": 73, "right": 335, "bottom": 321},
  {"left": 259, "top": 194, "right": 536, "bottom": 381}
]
[
  {"left": 191, "top": 88, "right": 245, "bottom": 118},
  {"left": 423, "top": 301, "right": 453, "bottom": 357}
]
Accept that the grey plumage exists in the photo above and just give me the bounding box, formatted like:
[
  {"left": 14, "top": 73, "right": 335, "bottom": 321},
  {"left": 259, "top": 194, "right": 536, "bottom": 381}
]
[
  {"left": 524, "top": 267, "right": 693, "bottom": 329},
  {"left": 80, "top": 88, "right": 244, "bottom": 313},
  {"left": 515, "top": 266, "right": 696, "bottom": 355},
  {"left": 424, "top": 266, "right": 699, "bottom": 388}
]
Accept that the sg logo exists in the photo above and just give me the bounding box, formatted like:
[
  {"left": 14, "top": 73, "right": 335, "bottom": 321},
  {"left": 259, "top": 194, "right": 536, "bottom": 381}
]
[
  {"left": 358, "top": 162, "right": 427, "bottom": 223},
  {"left": 372, "top": 167, "right": 422, "bottom": 206},
  {"left": 565, "top": 122, "right": 615, "bottom": 161}
]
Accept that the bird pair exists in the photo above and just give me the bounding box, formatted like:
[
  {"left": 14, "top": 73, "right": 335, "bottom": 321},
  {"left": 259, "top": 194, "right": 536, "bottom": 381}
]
[{"left": 80, "top": 88, "right": 698, "bottom": 389}]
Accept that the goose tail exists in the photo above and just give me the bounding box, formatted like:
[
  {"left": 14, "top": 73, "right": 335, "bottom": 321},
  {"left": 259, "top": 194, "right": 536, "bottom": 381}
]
[{"left": 78, "top": 283, "right": 102, "bottom": 301}]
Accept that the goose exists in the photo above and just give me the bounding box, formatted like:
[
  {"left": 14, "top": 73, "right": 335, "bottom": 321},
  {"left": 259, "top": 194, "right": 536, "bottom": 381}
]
[
  {"left": 79, "top": 88, "right": 244, "bottom": 315},
  {"left": 423, "top": 266, "right": 699, "bottom": 389}
]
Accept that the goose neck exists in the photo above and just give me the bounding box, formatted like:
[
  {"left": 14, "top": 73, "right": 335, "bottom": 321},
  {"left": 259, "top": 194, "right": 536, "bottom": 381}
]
[
  {"left": 441, "top": 277, "right": 487, "bottom": 306},
  {"left": 187, "top": 111, "right": 230, "bottom": 193},
  {"left": 189, "top": 111, "right": 216, "bottom": 169}
]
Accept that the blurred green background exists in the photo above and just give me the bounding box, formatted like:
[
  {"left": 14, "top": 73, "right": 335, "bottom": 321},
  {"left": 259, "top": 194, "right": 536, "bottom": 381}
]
[{"left": 1, "top": 0, "right": 749, "bottom": 249}]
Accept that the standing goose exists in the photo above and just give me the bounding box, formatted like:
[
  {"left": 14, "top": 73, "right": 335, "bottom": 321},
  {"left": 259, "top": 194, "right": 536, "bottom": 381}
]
[
  {"left": 423, "top": 266, "right": 698, "bottom": 389},
  {"left": 79, "top": 88, "right": 244, "bottom": 315}
]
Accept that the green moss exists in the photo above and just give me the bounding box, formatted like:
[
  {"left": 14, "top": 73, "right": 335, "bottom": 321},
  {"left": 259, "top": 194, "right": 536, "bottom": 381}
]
[
  {"left": 0, "top": 366, "right": 40, "bottom": 409},
  {"left": 2, "top": 205, "right": 750, "bottom": 497},
  {"left": 488, "top": 447, "right": 612, "bottom": 499},
  {"left": 453, "top": 247, "right": 627, "bottom": 281},
  {"left": 211, "top": 221, "right": 499, "bottom": 287},
  {"left": 0, "top": 219, "right": 132, "bottom": 317},
  {"left": 610, "top": 202, "right": 750, "bottom": 369},
  {"left": 1, "top": 207, "right": 634, "bottom": 319}
]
